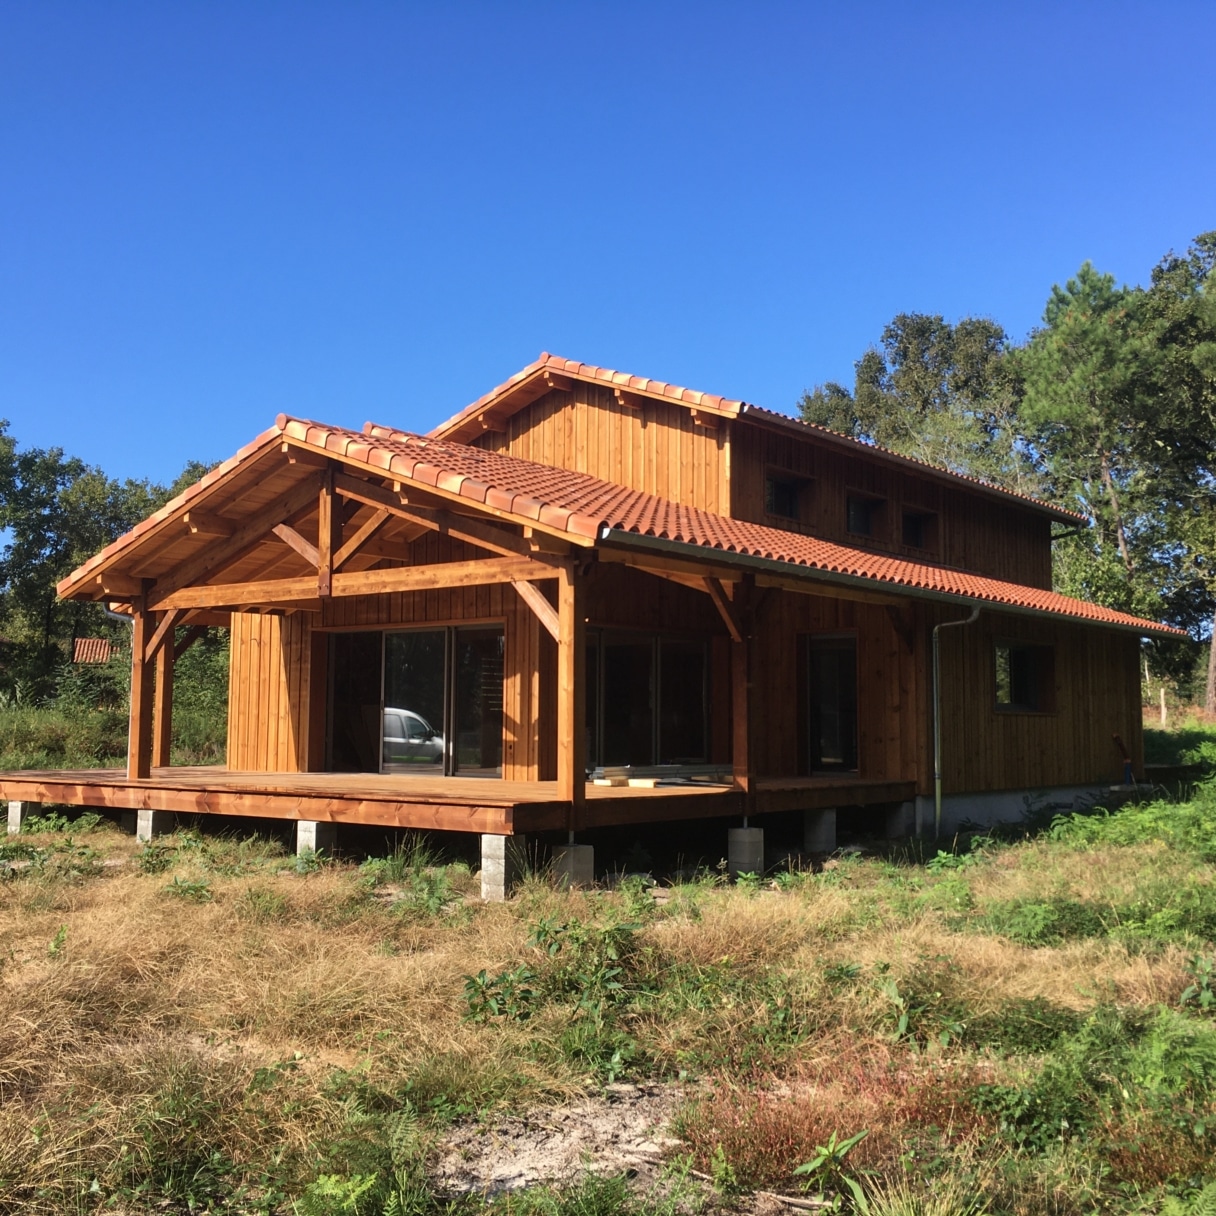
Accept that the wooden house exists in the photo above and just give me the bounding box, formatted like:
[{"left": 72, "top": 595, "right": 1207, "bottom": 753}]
[{"left": 0, "top": 354, "right": 1181, "bottom": 894}]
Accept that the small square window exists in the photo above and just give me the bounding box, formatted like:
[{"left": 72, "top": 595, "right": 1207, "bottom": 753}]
[
  {"left": 902, "top": 510, "right": 936, "bottom": 550},
  {"left": 766, "top": 474, "right": 805, "bottom": 521},
  {"left": 995, "top": 643, "right": 1055, "bottom": 712},
  {"left": 847, "top": 495, "right": 881, "bottom": 537}
]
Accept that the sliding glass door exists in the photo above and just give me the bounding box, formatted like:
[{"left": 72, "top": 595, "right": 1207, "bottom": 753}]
[{"left": 327, "top": 625, "right": 505, "bottom": 778}]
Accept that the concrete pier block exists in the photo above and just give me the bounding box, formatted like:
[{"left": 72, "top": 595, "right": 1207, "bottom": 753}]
[
  {"left": 7, "top": 800, "right": 35, "bottom": 834},
  {"left": 136, "top": 809, "right": 175, "bottom": 842},
  {"left": 803, "top": 808, "right": 837, "bottom": 854},
  {"left": 552, "top": 843, "right": 594, "bottom": 889},
  {"left": 481, "top": 834, "right": 525, "bottom": 901},
  {"left": 297, "top": 820, "right": 337, "bottom": 856},
  {"left": 727, "top": 827, "right": 764, "bottom": 879}
]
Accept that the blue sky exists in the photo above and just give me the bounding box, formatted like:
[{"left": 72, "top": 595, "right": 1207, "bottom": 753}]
[{"left": 1, "top": 1, "right": 1213, "bottom": 485}]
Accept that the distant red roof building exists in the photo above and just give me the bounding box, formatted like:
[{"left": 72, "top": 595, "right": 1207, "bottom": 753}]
[{"left": 73, "top": 637, "right": 115, "bottom": 665}]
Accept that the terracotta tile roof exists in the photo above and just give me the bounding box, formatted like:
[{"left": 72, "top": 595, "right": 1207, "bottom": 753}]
[
  {"left": 426, "top": 353, "right": 1084, "bottom": 524},
  {"left": 274, "top": 416, "right": 1179, "bottom": 638}
]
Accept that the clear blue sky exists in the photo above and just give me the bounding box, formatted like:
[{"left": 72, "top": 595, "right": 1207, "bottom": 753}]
[{"left": 1, "top": 2, "right": 1213, "bottom": 485}]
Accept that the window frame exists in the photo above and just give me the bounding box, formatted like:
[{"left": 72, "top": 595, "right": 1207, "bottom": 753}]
[{"left": 993, "top": 640, "right": 1056, "bottom": 715}]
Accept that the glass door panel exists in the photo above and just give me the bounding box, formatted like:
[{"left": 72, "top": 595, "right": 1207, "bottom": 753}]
[
  {"left": 601, "top": 635, "right": 655, "bottom": 767},
  {"left": 658, "top": 639, "right": 708, "bottom": 763},
  {"left": 452, "top": 627, "right": 504, "bottom": 777},
  {"left": 807, "top": 636, "right": 858, "bottom": 772},
  {"left": 383, "top": 630, "right": 447, "bottom": 775},
  {"left": 328, "top": 631, "right": 383, "bottom": 773}
]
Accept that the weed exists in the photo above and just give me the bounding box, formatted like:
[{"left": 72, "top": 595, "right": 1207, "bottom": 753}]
[
  {"left": 978, "top": 897, "right": 1110, "bottom": 946},
  {"left": 46, "top": 924, "right": 67, "bottom": 957},
  {"left": 1182, "top": 956, "right": 1216, "bottom": 1015},
  {"left": 965, "top": 997, "right": 1081, "bottom": 1054},
  {"left": 464, "top": 966, "right": 537, "bottom": 1022},
  {"left": 164, "top": 875, "right": 213, "bottom": 902},
  {"left": 793, "top": 1128, "right": 870, "bottom": 1196},
  {"left": 22, "top": 809, "right": 103, "bottom": 833},
  {"left": 237, "top": 884, "right": 291, "bottom": 923},
  {"left": 136, "top": 838, "right": 179, "bottom": 873}
]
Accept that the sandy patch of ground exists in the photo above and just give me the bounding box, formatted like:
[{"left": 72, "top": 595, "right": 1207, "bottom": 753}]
[{"left": 433, "top": 1083, "right": 686, "bottom": 1195}]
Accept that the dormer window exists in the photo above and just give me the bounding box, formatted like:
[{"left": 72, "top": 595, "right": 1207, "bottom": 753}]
[
  {"left": 846, "top": 494, "right": 884, "bottom": 538},
  {"left": 766, "top": 473, "right": 809, "bottom": 522}
]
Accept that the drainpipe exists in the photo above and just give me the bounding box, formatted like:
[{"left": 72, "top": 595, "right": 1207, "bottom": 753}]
[
  {"left": 932, "top": 605, "right": 981, "bottom": 840},
  {"left": 103, "top": 603, "right": 133, "bottom": 625}
]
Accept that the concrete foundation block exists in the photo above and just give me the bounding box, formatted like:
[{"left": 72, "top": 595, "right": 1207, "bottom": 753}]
[
  {"left": 7, "top": 800, "right": 35, "bottom": 834},
  {"left": 136, "top": 809, "right": 175, "bottom": 842},
  {"left": 552, "top": 843, "right": 594, "bottom": 888},
  {"left": 297, "top": 820, "right": 338, "bottom": 855},
  {"left": 803, "top": 808, "right": 837, "bottom": 854},
  {"left": 727, "top": 827, "right": 764, "bottom": 879},
  {"left": 481, "top": 834, "right": 525, "bottom": 901}
]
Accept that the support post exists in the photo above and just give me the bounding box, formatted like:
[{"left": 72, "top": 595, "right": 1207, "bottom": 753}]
[
  {"left": 128, "top": 592, "right": 154, "bottom": 780},
  {"left": 7, "top": 800, "right": 35, "bottom": 834},
  {"left": 317, "top": 468, "right": 338, "bottom": 598},
  {"left": 480, "top": 833, "right": 525, "bottom": 901},
  {"left": 152, "top": 629, "right": 175, "bottom": 769},
  {"left": 803, "top": 808, "right": 837, "bottom": 854},
  {"left": 556, "top": 564, "right": 586, "bottom": 832},
  {"left": 136, "top": 809, "right": 175, "bottom": 841},
  {"left": 730, "top": 576, "right": 754, "bottom": 809},
  {"left": 297, "top": 820, "right": 337, "bottom": 855},
  {"left": 727, "top": 827, "right": 764, "bottom": 878},
  {"left": 552, "top": 843, "right": 594, "bottom": 888}
]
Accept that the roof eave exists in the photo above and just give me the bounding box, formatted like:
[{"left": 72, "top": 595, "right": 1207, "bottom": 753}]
[{"left": 597, "top": 528, "right": 1181, "bottom": 640}]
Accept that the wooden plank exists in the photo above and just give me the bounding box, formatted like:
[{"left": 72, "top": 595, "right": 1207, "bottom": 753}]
[
  {"left": 273, "top": 523, "right": 320, "bottom": 568},
  {"left": 511, "top": 579, "right": 559, "bottom": 641},
  {"left": 128, "top": 597, "right": 154, "bottom": 779},
  {"left": 155, "top": 555, "right": 566, "bottom": 609},
  {"left": 183, "top": 511, "right": 234, "bottom": 537},
  {"left": 148, "top": 474, "right": 325, "bottom": 607},
  {"left": 556, "top": 564, "right": 586, "bottom": 829},
  {"left": 173, "top": 625, "right": 208, "bottom": 661}
]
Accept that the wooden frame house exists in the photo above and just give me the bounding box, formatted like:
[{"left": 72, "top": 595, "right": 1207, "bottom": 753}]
[{"left": 1, "top": 354, "right": 1181, "bottom": 892}]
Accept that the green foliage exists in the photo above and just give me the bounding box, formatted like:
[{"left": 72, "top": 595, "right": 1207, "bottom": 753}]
[
  {"left": 1182, "top": 956, "right": 1216, "bottom": 1016},
  {"left": 793, "top": 1128, "right": 869, "bottom": 1195},
  {"left": 164, "top": 875, "right": 214, "bottom": 902},
  {"left": 464, "top": 965, "right": 537, "bottom": 1023},
  {"left": 1049, "top": 785, "right": 1216, "bottom": 861},
  {"left": 965, "top": 997, "right": 1081, "bottom": 1054},
  {"left": 978, "top": 897, "right": 1110, "bottom": 947}
]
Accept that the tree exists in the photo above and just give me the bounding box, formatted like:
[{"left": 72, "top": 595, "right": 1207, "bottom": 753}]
[{"left": 799, "top": 313, "right": 1038, "bottom": 491}]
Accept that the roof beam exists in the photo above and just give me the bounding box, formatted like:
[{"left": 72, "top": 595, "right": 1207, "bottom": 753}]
[
  {"left": 154, "top": 554, "right": 568, "bottom": 610},
  {"left": 614, "top": 387, "right": 645, "bottom": 410},
  {"left": 182, "top": 511, "right": 234, "bottom": 538},
  {"left": 146, "top": 473, "right": 326, "bottom": 609},
  {"left": 272, "top": 523, "right": 320, "bottom": 568},
  {"left": 334, "top": 508, "right": 391, "bottom": 571},
  {"left": 703, "top": 576, "right": 743, "bottom": 642},
  {"left": 543, "top": 370, "right": 575, "bottom": 393}
]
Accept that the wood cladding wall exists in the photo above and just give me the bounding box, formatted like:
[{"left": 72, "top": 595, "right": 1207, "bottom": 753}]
[
  {"left": 472, "top": 385, "right": 731, "bottom": 513},
  {"left": 730, "top": 421, "right": 1054, "bottom": 589},
  {"left": 934, "top": 608, "right": 1142, "bottom": 794},
  {"left": 227, "top": 611, "right": 313, "bottom": 772},
  {"left": 749, "top": 591, "right": 924, "bottom": 783}
]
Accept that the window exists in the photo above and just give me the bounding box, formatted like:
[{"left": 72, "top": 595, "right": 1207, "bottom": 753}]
[
  {"left": 994, "top": 642, "right": 1055, "bottom": 713},
  {"left": 799, "top": 634, "right": 859, "bottom": 773},
  {"left": 765, "top": 473, "right": 806, "bottom": 521},
  {"left": 847, "top": 494, "right": 883, "bottom": 538},
  {"left": 901, "top": 510, "right": 937, "bottom": 551}
]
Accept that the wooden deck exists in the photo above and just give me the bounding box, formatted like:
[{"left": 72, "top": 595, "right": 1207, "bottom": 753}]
[{"left": 0, "top": 767, "right": 916, "bottom": 835}]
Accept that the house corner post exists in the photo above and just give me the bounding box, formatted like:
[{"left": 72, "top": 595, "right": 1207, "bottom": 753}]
[
  {"left": 730, "top": 576, "right": 754, "bottom": 813},
  {"left": 127, "top": 590, "right": 154, "bottom": 780},
  {"left": 152, "top": 621, "right": 175, "bottom": 769},
  {"left": 556, "top": 562, "right": 586, "bottom": 833}
]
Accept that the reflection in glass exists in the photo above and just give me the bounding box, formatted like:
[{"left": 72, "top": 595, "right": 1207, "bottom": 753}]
[
  {"left": 383, "top": 630, "right": 446, "bottom": 774},
  {"left": 602, "top": 636, "right": 655, "bottom": 767},
  {"left": 658, "top": 639, "right": 707, "bottom": 763},
  {"left": 328, "top": 632, "right": 383, "bottom": 772}
]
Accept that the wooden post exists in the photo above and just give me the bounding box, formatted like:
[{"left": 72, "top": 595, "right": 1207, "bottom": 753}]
[
  {"left": 556, "top": 564, "right": 586, "bottom": 832},
  {"left": 152, "top": 626, "right": 175, "bottom": 769},
  {"left": 731, "top": 577, "right": 753, "bottom": 807},
  {"left": 128, "top": 594, "right": 154, "bottom": 780},
  {"left": 317, "top": 467, "right": 338, "bottom": 598}
]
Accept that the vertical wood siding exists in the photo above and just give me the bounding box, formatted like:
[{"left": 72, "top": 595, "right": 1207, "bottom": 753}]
[
  {"left": 730, "top": 421, "right": 1054, "bottom": 589},
  {"left": 474, "top": 385, "right": 731, "bottom": 513}
]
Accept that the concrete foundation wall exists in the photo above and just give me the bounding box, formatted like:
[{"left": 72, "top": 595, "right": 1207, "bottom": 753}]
[{"left": 906, "top": 783, "right": 1121, "bottom": 838}]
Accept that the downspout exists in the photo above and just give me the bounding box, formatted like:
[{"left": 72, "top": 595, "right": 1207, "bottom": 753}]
[
  {"left": 103, "top": 603, "right": 134, "bottom": 624},
  {"left": 932, "top": 606, "right": 981, "bottom": 840}
]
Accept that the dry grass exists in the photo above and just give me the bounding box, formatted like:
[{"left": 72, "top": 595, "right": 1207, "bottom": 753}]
[{"left": 2, "top": 813, "right": 1214, "bottom": 1212}]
